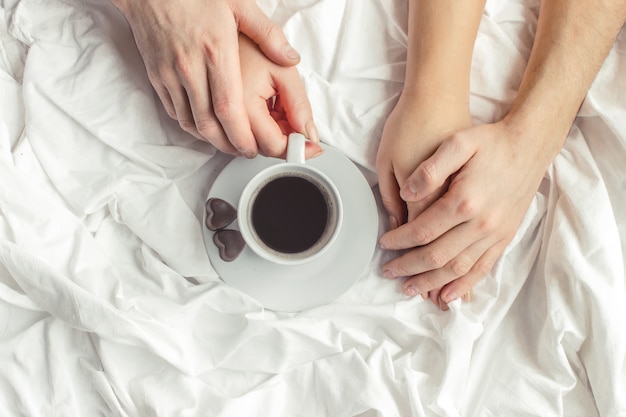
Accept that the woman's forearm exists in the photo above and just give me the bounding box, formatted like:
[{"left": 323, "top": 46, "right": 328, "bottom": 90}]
[
  {"left": 404, "top": 0, "right": 486, "bottom": 106},
  {"left": 505, "top": 0, "right": 626, "bottom": 163}
]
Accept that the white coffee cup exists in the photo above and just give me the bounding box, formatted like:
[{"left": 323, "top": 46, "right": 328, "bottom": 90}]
[{"left": 237, "top": 133, "right": 343, "bottom": 265}]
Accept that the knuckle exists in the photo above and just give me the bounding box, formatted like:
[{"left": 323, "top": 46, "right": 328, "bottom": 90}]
[
  {"left": 450, "top": 256, "right": 473, "bottom": 277},
  {"left": 173, "top": 55, "right": 193, "bottom": 79},
  {"left": 195, "top": 118, "right": 222, "bottom": 139},
  {"left": 424, "top": 250, "right": 447, "bottom": 270},
  {"left": 418, "top": 275, "right": 438, "bottom": 292},
  {"left": 410, "top": 225, "right": 431, "bottom": 246},
  {"left": 264, "top": 23, "right": 283, "bottom": 43},
  {"left": 165, "top": 107, "right": 177, "bottom": 120},
  {"left": 456, "top": 196, "right": 477, "bottom": 218},
  {"left": 475, "top": 259, "right": 496, "bottom": 277},
  {"left": 394, "top": 262, "right": 412, "bottom": 278},
  {"left": 285, "top": 97, "right": 312, "bottom": 122},
  {"left": 417, "top": 161, "right": 437, "bottom": 187},
  {"left": 212, "top": 100, "right": 239, "bottom": 122},
  {"left": 201, "top": 39, "right": 222, "bottom": 65},
  {"left": 157, "top": 64, "right": 178, "bottom": 84},
  {"left": 436, "top": 194, "right": 455, "bottom": 213},
  {"left": 290, "top": 95, "right": 311, "bottom": 113},
  {"left": 178, "top": 118, "right": 197, "bottom": 132},
  {"left": 158, "top": 100, "right": 176, "bottom": 120},
  {"left": 476, "top": 215, "right": 497, "bottom": 233},
  {"left": 448, "top": 132, "right": 466, "bottom": 152}
]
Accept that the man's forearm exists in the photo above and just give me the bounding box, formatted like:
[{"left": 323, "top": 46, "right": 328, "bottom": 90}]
[{"left": 506, "top": 0, "right": 626, "bottom": 162}]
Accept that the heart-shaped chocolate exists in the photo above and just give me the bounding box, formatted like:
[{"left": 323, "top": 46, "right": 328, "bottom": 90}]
[
  {"left": 205, "top": 198, "right": 237, "bottom": 231},
  {"left": 213, "top": 229, "right": 245, "bottom": 262}
]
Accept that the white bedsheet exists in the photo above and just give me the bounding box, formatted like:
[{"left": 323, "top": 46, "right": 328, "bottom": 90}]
[{"left": 1, "top": 0, "right": 625, "bottom": 416}]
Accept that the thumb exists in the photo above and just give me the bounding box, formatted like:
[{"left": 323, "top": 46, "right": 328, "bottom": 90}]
[
  {"left": 400, "top": 135, "right": 474, "bottom": 202},
  {"left": 273, "top": 66, "right": 319, "bottom": 144},
  {"left": 237, "top": 6, "right": 301, "bottom": 67},
  {"left": 377, "top": 163, "right": 407, "bottom": 230}
]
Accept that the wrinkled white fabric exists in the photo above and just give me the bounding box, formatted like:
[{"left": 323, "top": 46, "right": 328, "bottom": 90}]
[{"left": 0, "top": 0, "right": 625, "bottom": 416}]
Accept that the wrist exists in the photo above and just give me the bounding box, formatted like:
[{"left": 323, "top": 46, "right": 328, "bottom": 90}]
[
  {"left": 402, "top": 69, "right": 471, "bottom": 105},
  {"left": 390, "top": 89, "right": 473, "bottom": 145},
  {"left": 501, "top": 102, "right": 572, "bottom": 168},
  {"left": 399, "top": 86, "right": 471, "bottom": 119}
]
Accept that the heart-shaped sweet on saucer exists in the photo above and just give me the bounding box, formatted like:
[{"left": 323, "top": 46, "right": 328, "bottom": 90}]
[
  {"left": 205, "top": 198, "right": 237, "bottom": 230},
  {"left": 213, "top": 229, "right": 246, "bottom": 262}
]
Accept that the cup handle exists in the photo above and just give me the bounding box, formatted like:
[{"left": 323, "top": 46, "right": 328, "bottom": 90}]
[{"left": 286, "top": 133, "right": 306, "bottom": 164}]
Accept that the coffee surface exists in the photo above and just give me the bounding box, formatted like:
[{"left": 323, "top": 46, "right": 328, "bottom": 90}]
[{"left": 252, "top": 176, "right": 329, "bottom": 254}]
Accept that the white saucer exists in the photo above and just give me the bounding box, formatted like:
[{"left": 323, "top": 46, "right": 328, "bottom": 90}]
[{"left": 202, "top": 144, "right": 379, "bottom": 312}]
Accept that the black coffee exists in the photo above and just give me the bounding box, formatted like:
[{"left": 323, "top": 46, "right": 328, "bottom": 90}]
[{"left": 251, "top": 175, "right": 329, "bottom": 254}]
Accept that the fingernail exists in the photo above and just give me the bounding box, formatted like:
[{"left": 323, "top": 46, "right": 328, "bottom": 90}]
[
  {"left": 378, "top": 239, "right": 389, "bottom": 250},
  {"left": 284, "top": 44, "right": 300, "bottom": 61},
  {"left": 444, "top": 292, "right": 458, "bottom": 303},
  {"left": 461, "top": 290, "right": 473, "bottom": 302},
  {"left": 305, "top": 121, "right": 320, "bottom": 143},
  {"left": 404, "top": 285, "right": 418, "bottom": 297},
  {"left": 311, "top": 148, "right": 324, "bottom": 158},
  {"left": 389, "top": 216, "right": 399, "bottom": 230},
  {"left": 400, "top": 183, "right": 417, "bottom": 200},
  {"left": 383, "top": 269, "right": 395, "bottom": 279},
  {"left": 243, "top": 150, "right": 256, "bottom": 159}
]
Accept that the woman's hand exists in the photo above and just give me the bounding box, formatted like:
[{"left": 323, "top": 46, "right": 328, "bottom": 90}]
[
  {"left": 112, "top": 0, "right": 314, "bottom": 157},
  {"left": 376, "top": 92, "right": 473, "bottom": 305},
  {"left": 239, "top": 35, "right": 322, "bottom": 158},
  {"left": 377, "top": 93, "right": 473, "bottom": 226},
  {"left": 379, "top": 120, "right": 553, "bottom": 308}
]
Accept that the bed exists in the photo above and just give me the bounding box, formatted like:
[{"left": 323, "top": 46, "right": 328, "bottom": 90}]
[{"left": 1, "top": 0, "right": 625, "bottom": 415}]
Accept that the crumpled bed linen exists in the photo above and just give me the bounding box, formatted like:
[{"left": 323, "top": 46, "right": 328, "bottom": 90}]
[{"left": 0, "top": 0, "right": 625, "bottom": 416}]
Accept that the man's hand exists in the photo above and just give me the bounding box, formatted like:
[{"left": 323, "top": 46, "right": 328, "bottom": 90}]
[
  {"left": 112, "top": 0, "right": 314, "bottom": 157},
  {"left": 379, "top": 121, "right": 549, "bottom": 307}
]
